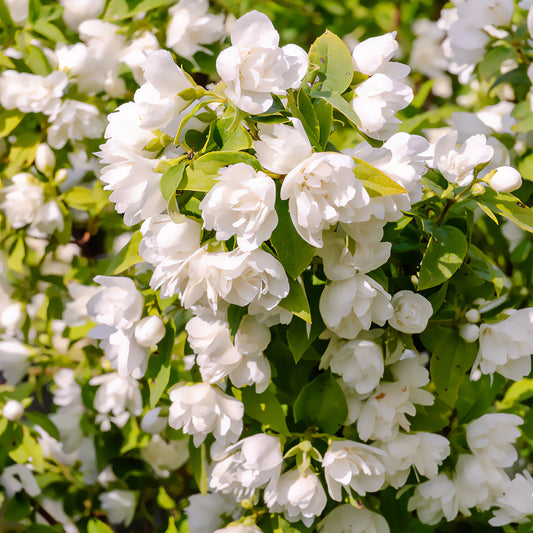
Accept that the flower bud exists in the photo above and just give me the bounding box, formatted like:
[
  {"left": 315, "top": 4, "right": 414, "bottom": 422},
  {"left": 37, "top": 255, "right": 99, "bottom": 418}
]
[
  {"left": 35, "top": 143, "right": 55, "bottom": 176},
  {"left": 134, "top": 316, "right": 165, "bottom": 347},
  {"left": 465, "top": 309, "right": 480, "bottom": 323},
  {"left": 3, "top": 399, "right": 24, "bottom": 421},
  {"left": 141, "top": 407, "right": 167, "bottom": 434},
  {"left": 460, "top": 323, "right": 479, "bottom": 343},
  {"left": 485, "top": 166, "right": 522, "bottom": 193}
]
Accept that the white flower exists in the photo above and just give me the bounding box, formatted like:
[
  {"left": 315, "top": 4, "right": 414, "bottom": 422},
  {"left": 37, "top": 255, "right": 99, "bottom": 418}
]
[
  {"left": 87, "top": 276, "right": 143, "bottom": 331},
  {"left": 356, "top": 382, "right": 416, "bottom": 441},
  {"left": 323, "top": 440, "right": 386, "bottom": 500},
  {"left": 433, "top": 131, "right": 494, "bottom": 187},
  {"left": 166, "top": 0, "right": 225, "bottom": 60},
  {"left": 466, "top": 413, "right": 523, "bottom": 468},
  {"left": 352, "top": 33, "right": 398, "bottom": 76},
  {"left": 254, "top": 119, "right": 312, "bottom": 174},
  {"left": 407, "top": 473, "right": 458, "bottom": 525},
  {"left": 4, "top": 0, "right": 28, "bottom": 25},
  {"left": 485, "top": 166, "right": 522, "bottom": 193},
  {"left": 321, "top": 336, "right": 384, "bottom": 395},
  {"left": 0, "top": 339, "right": 31, "bottom": 385},
  {"left": 134, "top": 50, "right": 193, "bottom": 130},
  {"left": 388, "top": 290, "right": 433, "bottom": 334},
  {"left": 140, "top": 435, "right": 189, "bottom": 477},
  {"left": 99, "top": 490, "right": 136, "bottom": 526},
  {"left": 168, "top": 383, "right": 243, "bottom": 446},
  {"left": 199, "top": 163, "right": 278, "bottom": 251},
  {"left": 90, "top": 373, "right": 142, "bottom": 431},
  {"left": 63, "top": 283, "right": 101, "bottom": 328},
  {"left": 216, "top": 10, "right": 308, "bottom": 114},
  {"left": 490, "top": 471, "right": 533, "bottom": 526},
  {"left": 134, "top": 315, "right": 165, "bottom": 347},
  {"left": 265, "top": 468, "right": 327, "bottom": 528},
  {"left": 0, "top": 70, "right": 67, "bottom": 115},
  {"left": 318, "top": 505, "right": 390, "bottom": 533},
  {"left": 186, "top": 492, "right": 242, "bottom": 533},
  {"left": 474, "top": 308, "right": 533, "bottom": 380},
  {"left": 209, "top": 433, "right": 283, "bottom": 500},
  {"left": 390, "top": 354, "right": 434, "bottom": 407},
  {"left": 378, "top": 432, "right": 450, "bottom": 488},
  {"left": 280, "top": 152, "right": 370, "bottom": 247},
  {"left": 47, "top": 99, "right": 104, "bottom": 149},
  {"left": 319, "top": 274, "right": 393, "bottom": 339},
  {"left": 2, "top": 399, "right": 24, "bottom": 421},
  {"left": 53, "top": 369, "right": 83, "bottom": 413},
  {"left": 141, "top": 407, "right": 167, "bottom": 434},
  {"left": 215, "top": 525, "right": 262, "bottom": 533},
  {"left": 119, "top": 31, "right": 160, "bottom": 84},
  {"left": 35, "top": 143, "right": 56, "bottom": 176},
  {"left": 60, "top": 0, "right": 104, "bottom": 30},
  {"left": 0, "top": 464, "right": 41, "bottom": 499}
]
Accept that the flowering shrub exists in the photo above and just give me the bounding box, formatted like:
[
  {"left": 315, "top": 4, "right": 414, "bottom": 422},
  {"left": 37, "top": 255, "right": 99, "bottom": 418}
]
[{"left": 1, "top": 0, "right": 533, "bottom": 532}]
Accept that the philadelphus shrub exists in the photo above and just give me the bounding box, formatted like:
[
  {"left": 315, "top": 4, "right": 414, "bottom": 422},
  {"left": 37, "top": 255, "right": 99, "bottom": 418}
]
[{"left": 1, "top": 0, "right": 533, "bottom": 532}]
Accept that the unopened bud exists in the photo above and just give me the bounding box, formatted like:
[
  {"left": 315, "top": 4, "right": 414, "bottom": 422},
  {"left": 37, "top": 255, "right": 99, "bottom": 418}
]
[
  {"left": 485, "top": 166, "right": 522, "bottom": 193},
  {"left": 3, "top": 399, "right": 24, "bottom": 421},
  {"left": 134, "top": 316, "right": 165, "bottom": 347},
  {"left": 460, "top": 323, "right": 479, "bottom": 343},
  {"left": 35, "top": 144, "right": 55, "bottom": 176},
  {"left": 465, "top": 309, "right": 480, "bottom": 323}
]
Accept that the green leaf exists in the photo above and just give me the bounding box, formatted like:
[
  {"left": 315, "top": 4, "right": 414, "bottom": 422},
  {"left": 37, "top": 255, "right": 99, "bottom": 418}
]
[
  {"left": 477, "top": 188, "right": 533, "bottom": 233},
  {"left": 188, "top": 440, "right": 208, "bottom": 495},
  {"left": 308, "top": 30, "right": 354, "bottom": 94},
  {"left": 418, "top": 225, "right": 468, "bottom": 290},
  {"left": 353, "top": 157, "right": 406, "bottom": 197},
  {"left": 456, "top": 373, "right": 505, "bottom": 423},
  {"left": 160, "top": 159, "right": 186, "bottom": 201},
  {"left": 210, "top": 114, "right": 253, "bottom": 152},
  {"left": 165, "top": 517, "right": 179, "bottom": 533},
  {"left": 28, "top": 0, "right": 40, "bottom": 23},
  {"left": 148, "top": 321, "right": 175, "bottom": 408},
  {"left": 27, "top": 525, "right": 62, "bottom": 533},
  {"left": 4, "top": 131, "right": 41, "bottom": 178},
  {"left": 287, "top": 317, "right": 313, "bottom": 363},
  {"left": 296, "top": 90, "right": 320, "bottom": 149},
  {"left": 0, "top": 109, "right": 24, "bottom": 137},
  {"left": 270, "top": 191, "right": 315, "bottom": 279},
  {"left": 25, "top": 411, "right": 60, "bottom": 441},
  {"left": 7, "top": 235, "right": 26, "bottom": 273},
  {"left": 227, "top": 304, "right": 247, "bottom": 341},
  {"left": 420, "top": 325, "right": 478, "bottom": 407},
  {"left": 88, "top": 519, "right": 114, "bottom": 533},
  {"left": 501, "top": 378, "right": 533, "bottom": 408},
  {"left": 315, "top": 99, "right": 333, "bottom": 150},
  {"left": 32, "top": 20, "right": 66, "bottom": 43},
  {"left": 183, "top": 152, "right": 261, "bottom": 192},
  {"left": 478, "top": 45, "right": 515, "bottom": 81},
  {"left": 293, "top": 373, "right": 347, "bottom": 433},
  {"left": 104, "top": 0, "right": 175, "bottom": 20},
  {"left": 25, "top": 44, "right": 52, "bottom": 75},
  {"left": 468, "top": 244, "right": 505, "bottom": 297},
  {"left": 311, "top": 90, "right": 360, "bottom": 128},
  {"left": 62, "top": 186, "right": 99, "bottom": 210},
  {"left": 157, "top": 487, "right": 176, "bottom": 510},
  {"left": 105, "top": 232, "right": 142, "bottom": 275},
  {"left": 241, "top": 386, "right": 290, "bottom": 435},
  {"left": 4, "top": 492, "right": 31, "bottom": 521},
  {"left": 279, "top": 277, "right": 311, "bottom": 323}
]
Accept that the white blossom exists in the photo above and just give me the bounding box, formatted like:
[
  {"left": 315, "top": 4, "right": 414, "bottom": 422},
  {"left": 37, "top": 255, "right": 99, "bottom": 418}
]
[
  {"left": 485, "top": 166, "right": 522, "bottom": 193},
  {"left": 2, "top": 399, "right": 24, "bottom": 421},
  {"left": 186, "top": 493, "right": 242, "bottom": 533},
  {"left": 0, "top": 464, "right": 41, "bottom": 499},
  {"left": 140, "top": 435, "right": 189, "bottom": 477},
  {"left": 168, "top": 383, "right": 243, "bottom": 446},
  {"left": 60, "top": 0, "right": 105, "bottom": 30},
  {"left": 388, "top": 290, "right": 433, "bottom": 334},
  {"left": 216, "top": 10, "right": 308, "bottom": 114},
  {"left": 134, "top": 315, "right": 165, "bottom": 347},
  {"left": 490, "top": 471, "right": 533, "bottom": 526},
  {"left": 200, "top": 163, "right": 278, "bottom": 251},
  {"left": 0, "top": 339, "right": 31, "bottom": 385},
  {"left": 265, "top": 468, "right": 327, "bottom": 528},
  {"left": 322, "top": 440, "right": 386, "bottom": 500},
  {"left": 99, "top": 490, "right": 136, "bottom": 526},
  {"left": 318, "top": 505, "right": 390, "bottom": 533}
]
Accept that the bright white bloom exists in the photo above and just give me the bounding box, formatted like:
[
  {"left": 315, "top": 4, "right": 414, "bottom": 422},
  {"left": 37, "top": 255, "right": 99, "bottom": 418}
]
[
  {"left": 323, "top": 440, "right": 386, "bottom": 500},
  {"left": 265, "top": 468, "right": 327, "bottom": 527},
  {"left": 352, "top": 33, "right": 413, "bottom": 139},
  {"left": 119, "top": 31, "right": 160, "bottom": 84},
  {"left": 281, "top": 152, "right": 370, "bottom": 247},
  {"left": 47, "top": 99, "right": 104, "bottom": 149},
  {"left": 168, "top": 383, "right": 243, "bottom": 446},
  {"left": 200, "top": 163, "right": 278, "bottom": 251},
  {"left": 378, "top": 432, "right": 450, "bottom": 488},
  {"left": 134, "top": 50, "right": 193, "bottom": 130},
  {"left": 474, "top": 308, "right": 533, "bottom": 380},
  {"left": 254, "top": 119, "right": 312, "bottom": 174},
  {"left": 318, "top": 505, "right": 390, "bottom": 533},
  {"left": 2, "top": 399, "right": 24, "bottom": 421},
  {"left": 60, "top": 0, "right": 104, "bottom": 30},
  {"left": 209, "top": 433, "right": 283, "bottom": 500},
  {"left": 214, "top": 525, "right": 262, "bottom": 533},
  {"left": 140, "top": 214, "right": 202, "bottom": 298},
  {"left": 141, "top": 407, "right": 167, "bottom": 434},
  {"left": 408, "top": 473, "right": 458, "bottom": 525},
  {"left": 454, "top": 454, "right": 508, "bottom": 514},
  {"left": 4, "top": 0, "right": 28, "bottom": 24},
  {"left": 0, "top": 464, "right": 41, "bottom": 498},
  {"left": 53, "top": 369, "right": 83, "bottom": 413},
  {"left": 390, "top": 354, "right": 434, "bottom": 407},
  {"left": 0, "top": 70, "right": 67, "bottom": 115},
  {"left": 490, "top": 471, "right": 533, "bottom": 526},
  {"left": 134, "top": 315, "right": 165, "bottom": 347},
  {"left": 356, "top": 382, "right": 416, "bottom": 441},
  {"left": 433, "top": 131, "right": 494, "bottom": 186},
  {"left": 186, "top": 492, "right": 242, "bottom": 533},
  {"left": 321, "top": 336, "right": 384, "bottom": 395},
  {"left": 0, "top": 339, "right": 31, "bottom": 385},
  {"left": 62, "top": 283, "right": 101, "bottom": 327},
  {"left": 485, "top": 166, "right": 522, "bottom": 193},
  {"left": 216, "top": 10, "right": 308, "bottom": 114},
  {"left": 319, "top": 274, "right": 393, "bottom": 339},
  {"left": 90, "top": 373, "right": 143, "bottom": 431},
  {"left": 99, "top": 490, "right": 136, "bottom": 526},
  {"left": 466, "top": 413, "right": 523, "bottom": 468},
  {"left": 140, "top": 435, "right": 189, "bottom": 477},
  {"left": 166, "top": 0, "right": 224, "bottom": 60},
  {"left": 388, "top": 290, "right": 433, "bottom": 334}
]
